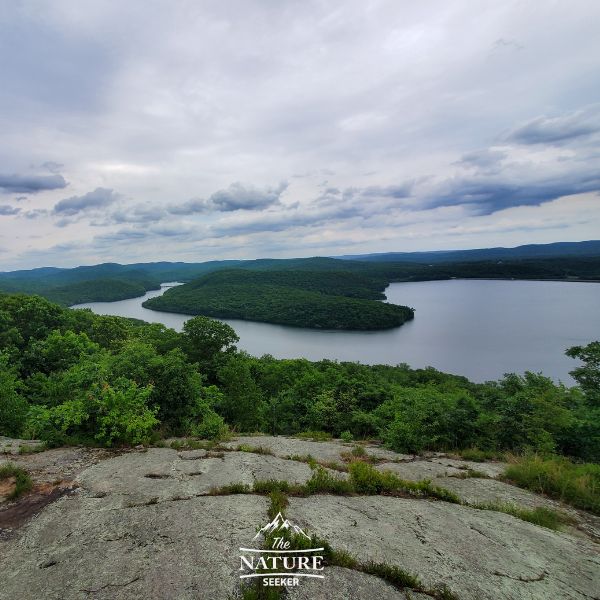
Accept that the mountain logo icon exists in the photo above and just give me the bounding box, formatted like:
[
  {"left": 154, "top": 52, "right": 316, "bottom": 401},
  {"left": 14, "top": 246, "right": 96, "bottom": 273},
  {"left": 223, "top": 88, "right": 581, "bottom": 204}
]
[{"left": 252, "top": 512, "right": 312, "bottom": 541}]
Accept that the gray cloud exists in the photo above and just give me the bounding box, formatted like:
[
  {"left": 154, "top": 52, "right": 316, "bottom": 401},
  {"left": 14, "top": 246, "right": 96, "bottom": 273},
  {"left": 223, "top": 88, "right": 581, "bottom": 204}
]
[
  {"left": 506, "top": 106, "right": 600, "bottom": 145},
  {"left": 458, "top": 149, "right": 507, "bottom": 170},
  {"left": 53, "top": 187, "right": 118, "bottom": 217},
  {"left": 2, "top": 2, "right": 600, "bottom": 268},
  {"left": 0, "top": 173, "right": 67, "bottom": 193},
  {"left": 429, "top": 171, "right": 600, "bottom": 215},
  {"left": 169, "top": 181, "right": 288, "bottom": 215},
  {"left": 0, "top": 205, "right": 20, "bottom": 216}
]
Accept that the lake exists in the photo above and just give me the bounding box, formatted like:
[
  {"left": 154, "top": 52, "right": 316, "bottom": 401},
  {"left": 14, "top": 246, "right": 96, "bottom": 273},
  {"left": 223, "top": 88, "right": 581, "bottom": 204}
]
[{"left": 72, "top": 279, "right": 600, "bottom": 383}]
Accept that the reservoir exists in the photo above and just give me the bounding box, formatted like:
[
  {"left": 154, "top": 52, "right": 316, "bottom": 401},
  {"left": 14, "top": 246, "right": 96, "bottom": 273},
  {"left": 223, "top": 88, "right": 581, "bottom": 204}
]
[{"left": 72, "top": 279, "right": 600, "bottom": 384}]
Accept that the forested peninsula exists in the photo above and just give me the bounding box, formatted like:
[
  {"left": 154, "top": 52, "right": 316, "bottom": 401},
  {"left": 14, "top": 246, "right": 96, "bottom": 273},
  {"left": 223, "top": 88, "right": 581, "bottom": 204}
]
[{"left": 143, "top": 269, "right": 415, "bottom": 330}]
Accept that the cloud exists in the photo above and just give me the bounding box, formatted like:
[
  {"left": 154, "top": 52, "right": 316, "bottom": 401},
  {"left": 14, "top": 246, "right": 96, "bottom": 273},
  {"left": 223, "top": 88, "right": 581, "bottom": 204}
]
[
  {"left": 53, "top": 187, "right": 119, "bottom": 216},
  {"left": 169, "top": 181, "right": 288, "bottom": 215},
  {"left": 458, "top": 149, "right": 507, "bottom": 170},
  {"left": 0, "top": 173, "right": 67, "bottom": 193},
  {"left": 506, "top": 105, "right": 600, "bottom": 145},
  {"left": 0, "top": 205, "right": 20, "bottom": 216},
  {"left": 428, "top": 172, "right": 600, "bottom": 215}
]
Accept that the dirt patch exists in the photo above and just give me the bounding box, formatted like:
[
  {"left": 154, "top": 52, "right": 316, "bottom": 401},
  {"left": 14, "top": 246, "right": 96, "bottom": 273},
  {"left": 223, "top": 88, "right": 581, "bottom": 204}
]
[
  {"left": 0, "top": 477, "right": 16, "bottom": 500},
  {"left": 0, "top": 481, "right": 77, "bottom": 537}
]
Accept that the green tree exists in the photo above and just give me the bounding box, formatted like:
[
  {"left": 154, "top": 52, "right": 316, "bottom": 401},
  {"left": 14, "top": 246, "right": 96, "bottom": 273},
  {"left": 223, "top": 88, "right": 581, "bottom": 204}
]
[
  {"left": 567, "top": 342, "right": 600, "bottom": 406},
  {"left": 182, "top": 316, "right": 238, "bottom": 379},
  {"left": 0, "top": 354, "right": 28, "bottom": 436}
]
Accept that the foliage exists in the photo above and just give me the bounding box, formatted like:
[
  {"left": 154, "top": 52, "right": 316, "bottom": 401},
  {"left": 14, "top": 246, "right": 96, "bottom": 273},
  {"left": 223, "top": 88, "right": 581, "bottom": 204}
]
[
  {"left": 0, "top": 354, "right": 28, "bottom": 436},
  {"left": 144, "top": 269, "right": 414, "bottom": 330},
  {"left": 0, "top": 291, "right": 598, "bottom": 478},
  {"left": 567, "top": 341, "right": 600, "bottom": 406}
]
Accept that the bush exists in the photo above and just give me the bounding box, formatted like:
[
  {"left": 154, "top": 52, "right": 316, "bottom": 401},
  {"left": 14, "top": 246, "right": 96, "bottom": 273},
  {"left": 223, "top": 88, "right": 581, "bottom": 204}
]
[{"left": 340, "top": 430, "right": 354, "bottom": 442}]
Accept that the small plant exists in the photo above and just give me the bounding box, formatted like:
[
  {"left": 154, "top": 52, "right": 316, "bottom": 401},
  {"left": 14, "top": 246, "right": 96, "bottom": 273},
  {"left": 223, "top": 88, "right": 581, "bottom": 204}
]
[
  {"left": 473, "top": 501, "right": 571, "bottom": 530},
  {"left": 340, "top": 430, "right": 354, "bottom": 442},
  {"left": 458, "top": 448, "right": 503, "bottom": 462},
  {"left": 348, "top": 462, "right": 461, "bottom": 503},
  {"left": 237, "top": 444, "right": 274, "bottom": 456},
  {"left": 252, "top": 479, "right": 292, "bottom": 494},
  {"left": 450, "top": 468, "right": 490, "bottom": 479},
  {"left": 208, "top": 482, "right": 252, "bottom": 495},
  {"left": 362, "top": 561, "right": 421, "bottom": 590},
  {"left": 0, "top": 463, "right": 33, "bottom": 499},
  {"left": 18, "top": 443, "right": 45, "bottom": 455},
  {"left": 294, "top": 431, "right": 332, "bottom": 442},
  {"left": 304, "top": 466, "right": 354, "bottom": 495}
]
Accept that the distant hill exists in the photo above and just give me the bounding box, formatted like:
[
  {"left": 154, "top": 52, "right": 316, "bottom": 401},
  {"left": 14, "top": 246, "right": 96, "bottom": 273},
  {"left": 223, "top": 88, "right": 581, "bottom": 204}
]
[
  {"left": 1, "top": 240, "right": 599, "bottom": 306},
  {"left": 336, "top": 240, "right": 600, "bottom": 263}
]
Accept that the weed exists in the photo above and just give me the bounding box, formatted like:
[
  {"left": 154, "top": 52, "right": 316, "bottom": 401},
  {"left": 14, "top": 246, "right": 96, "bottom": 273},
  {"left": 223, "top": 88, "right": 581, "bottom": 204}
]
[
  {"left": 362, "top": 561, "right": 421, "bottom": 589},
  {"left": 457, "top": 448, "right": 504, "bottom": 462},
  {"left": 503, "top": 454, "right": 600, "bottom": 514},
  {"left": 293, "top": 431, "right": 332, "bottom": 442},
  {"left": 348, "top": 462, "right": 461, "bottom": 503},
  {"left": 340, "top": 430, "right": 354, "bottom": 442},
  {"left": 473, "top": 501, "right": 571, "bottom": 530},
  {"left": 304, "top": 466, "right": 354, "bottom": 495},
  {"left": 237, "top": 445, "right": 274, "bottom": 456},
  {"left": 18, "top": 443, "right": 45, "bottom": 455},
  {"left": 0, "top": 463, "right": 33, "bottom": 499},
  {"left": 208, "top": 482, "right": 252, "bottom": 495}
]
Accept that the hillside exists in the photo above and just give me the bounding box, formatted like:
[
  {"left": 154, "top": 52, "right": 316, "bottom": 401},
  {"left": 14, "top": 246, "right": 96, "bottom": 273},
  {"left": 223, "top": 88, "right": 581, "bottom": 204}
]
[
  {"left": 1, "top": 243, "right": 599, "bottom": 309},
  {"left": 338, "top": 240, "right": 600, "bottom": 263}
]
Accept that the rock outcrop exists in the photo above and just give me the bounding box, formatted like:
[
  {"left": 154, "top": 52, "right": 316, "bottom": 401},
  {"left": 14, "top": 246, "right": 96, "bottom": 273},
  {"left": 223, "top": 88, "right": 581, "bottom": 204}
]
[{"left": 1, "top": 436, "right": 598, "bottom": 600}]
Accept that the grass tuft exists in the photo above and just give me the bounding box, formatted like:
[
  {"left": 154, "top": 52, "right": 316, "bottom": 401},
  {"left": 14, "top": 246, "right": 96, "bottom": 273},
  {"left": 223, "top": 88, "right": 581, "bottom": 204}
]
[
  {"left": 503, "top": 454, "right": 600, "bottom": 514},
  {"left": 304, "top": 466, "right": 354, "bottom": 495},
  {"left": 293, "top": 431, "right": 332, "bottom": 442},
  {"left": 348, "top": 461, "right": 461, "bottom": 504},
  {"left": 236, "top": 444, "right": 274, "bottom": 456},
  {"left": 208, "top": 482, "right": 252, "bottom": 495},
  {"left": 473, "top": 501, "right": 571, "bottom": 530},
  {"left": 0, "top": 463, "right": 33, "bottom": 499}
]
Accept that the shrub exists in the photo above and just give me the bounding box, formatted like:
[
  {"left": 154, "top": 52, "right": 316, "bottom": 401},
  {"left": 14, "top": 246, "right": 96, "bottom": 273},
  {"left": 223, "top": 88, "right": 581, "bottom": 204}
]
[
  {"left": 304, "top": 466, "right": 353, "bottom": 495},
  {"left": 340, "top": 430, "right": 354, "bottom": 442}
]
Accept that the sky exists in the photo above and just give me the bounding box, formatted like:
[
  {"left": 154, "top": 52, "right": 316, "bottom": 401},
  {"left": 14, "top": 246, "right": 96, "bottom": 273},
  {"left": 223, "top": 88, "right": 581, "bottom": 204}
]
[{"left": 1, "top": 0, "right": 599, "bottom": 270}]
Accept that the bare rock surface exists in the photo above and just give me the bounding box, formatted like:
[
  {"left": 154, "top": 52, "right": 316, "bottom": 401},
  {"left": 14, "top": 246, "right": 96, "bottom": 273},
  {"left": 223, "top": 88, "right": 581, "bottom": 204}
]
[
  {"left": 376, "top": 460, "right": 464, "bottom": 480},
  {"left": 430, "top": 456, "right": 508, "bottom": 478},
  {"left": 432, "top": 475, "right": 600, "bottom": 542},
  {"left": 2, "top": 437, "right": 599, "bottom": 600},
  {"left": 223, "top": 435, "right": 413, "bottom": 463},
  {"left": 286, "top": 566, "right": 428, "bottom": 599},
  {"left": 77, "top": 448, "right": 313, "bottom": 506},
  {"left": 288, "top": 495, "right": 600, "bottom": 600},
  {"left": 0, "top": 436, "right": 44, "bottom": 455},
  {"left": 0, "top": 492, "right": 267, "bottom": 600},
  {"left": 1, "top": 446, "right": 111, "bottom": 484}
]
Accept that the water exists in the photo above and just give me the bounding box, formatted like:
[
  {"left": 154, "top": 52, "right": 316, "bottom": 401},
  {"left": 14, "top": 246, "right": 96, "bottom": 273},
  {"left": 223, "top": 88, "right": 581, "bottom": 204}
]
[{"left": 72, "top": 279, "right": 600, "bottom": 383}]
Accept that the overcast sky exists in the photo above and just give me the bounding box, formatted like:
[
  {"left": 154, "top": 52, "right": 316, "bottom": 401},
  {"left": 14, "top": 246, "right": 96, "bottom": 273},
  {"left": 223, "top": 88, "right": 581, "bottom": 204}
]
[{"left": 1, "top": 0, "right": 599, "bottom": 269}]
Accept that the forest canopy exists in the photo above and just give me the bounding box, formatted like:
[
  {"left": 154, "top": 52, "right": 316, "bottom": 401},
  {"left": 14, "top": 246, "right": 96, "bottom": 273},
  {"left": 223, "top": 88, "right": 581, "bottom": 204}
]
[{"left": 0, "top": 292, "right": 598, "bottom": 467}]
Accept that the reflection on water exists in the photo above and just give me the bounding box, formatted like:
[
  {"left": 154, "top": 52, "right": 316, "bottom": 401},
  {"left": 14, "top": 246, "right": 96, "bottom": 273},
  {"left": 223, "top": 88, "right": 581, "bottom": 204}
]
[{"left": 72, "top": 279, "right": 600, "bottom": 383}]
